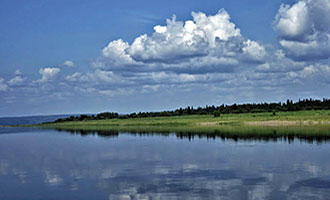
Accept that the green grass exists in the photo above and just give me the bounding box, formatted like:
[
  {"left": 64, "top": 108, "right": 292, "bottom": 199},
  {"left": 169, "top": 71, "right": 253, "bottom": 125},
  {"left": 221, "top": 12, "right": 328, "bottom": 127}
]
[
  {"left": 42, "top": 110, "right": 330, "bottom": 126},
  {"left": 36, "top": 110, "right": 330, "bottom": 140}
]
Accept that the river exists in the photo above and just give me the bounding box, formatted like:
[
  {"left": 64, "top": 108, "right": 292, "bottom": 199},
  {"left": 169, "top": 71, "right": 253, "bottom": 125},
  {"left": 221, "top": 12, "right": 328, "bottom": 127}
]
[{"left": 1, "top": 126, "right": 330, "bottom": 199}]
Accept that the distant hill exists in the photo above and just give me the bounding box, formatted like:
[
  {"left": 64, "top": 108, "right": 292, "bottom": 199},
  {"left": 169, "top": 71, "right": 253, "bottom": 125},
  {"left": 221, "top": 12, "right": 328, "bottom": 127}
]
[{"left": 0, "top": 114, "right": 80, "bottom": 125}]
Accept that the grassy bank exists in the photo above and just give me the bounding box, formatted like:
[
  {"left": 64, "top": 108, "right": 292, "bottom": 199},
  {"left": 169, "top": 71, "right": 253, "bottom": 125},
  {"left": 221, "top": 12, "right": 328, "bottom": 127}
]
[
  {"left": 38, "top": 110, "right": 330, "bottom": 139},
  {"left": 42, "top": 110, "right": 330, "bottom": 127}
]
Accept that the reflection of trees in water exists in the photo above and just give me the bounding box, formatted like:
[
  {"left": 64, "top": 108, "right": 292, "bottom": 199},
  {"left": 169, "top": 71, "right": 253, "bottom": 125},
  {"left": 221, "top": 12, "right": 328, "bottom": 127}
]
[
  {"left": 56, "top": 129, "right": 120, "bottom": 138},
  {"left": 53, "top": 128, "right": 330, "bottom": 144}
]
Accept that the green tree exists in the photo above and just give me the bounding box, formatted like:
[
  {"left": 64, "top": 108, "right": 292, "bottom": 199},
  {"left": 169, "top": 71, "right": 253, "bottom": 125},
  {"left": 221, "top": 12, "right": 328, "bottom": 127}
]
[{"left": 213, "top": 110, "right": 221, "bottom": 117}]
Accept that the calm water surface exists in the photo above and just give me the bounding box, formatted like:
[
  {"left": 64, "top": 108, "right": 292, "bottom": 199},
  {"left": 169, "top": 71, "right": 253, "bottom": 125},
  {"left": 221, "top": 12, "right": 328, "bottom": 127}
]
[{"left": 1, "top": 127, "right": 330, "bottom": 200}]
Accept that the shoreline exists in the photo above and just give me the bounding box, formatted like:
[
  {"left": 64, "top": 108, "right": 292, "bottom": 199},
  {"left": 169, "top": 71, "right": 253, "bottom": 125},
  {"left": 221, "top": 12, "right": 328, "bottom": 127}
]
[
  {"left": 29, "top": 110, "right": 330, "bottom": 138},
  {"left": 3, "top": 111, "right": 330, "bottom": 134}
]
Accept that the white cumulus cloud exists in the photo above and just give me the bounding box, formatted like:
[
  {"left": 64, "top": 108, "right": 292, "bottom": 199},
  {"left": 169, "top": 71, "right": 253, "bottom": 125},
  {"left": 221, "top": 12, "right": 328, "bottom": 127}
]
[
  {"left": 241, "top": 40, "right": 267, "bottom": 63},
  {"left": 65, "top": 72, "right": 83, "bottom": 82},
  {"left": 62, "top": 60, "right": 75, "bottom": 67},
  {"left": 66, "top": 69, "right": 123, "bottom": 85},
  {"left": 8, "top": 76, "right": 25, "bottom": 86},
  {"left": 95, "top": 9, "right": 266, "bottom": 72},
  {"left": 0, "top": 78, "right": 8, "bottom": 91},
  {"left": 274, "top": 0, "right": 330, "bottom": 60},
  {"left": 15, "top": 69, "right": 22, "bottom": 76},
  {"left": 38, "top": 67, "right": 61, "bottom": 82},
  {"left": 287, "top": 64, "right": 330, "bottom": 80},
  {"left": 101, "top": 39, "right": 136, "bottom": 67}
]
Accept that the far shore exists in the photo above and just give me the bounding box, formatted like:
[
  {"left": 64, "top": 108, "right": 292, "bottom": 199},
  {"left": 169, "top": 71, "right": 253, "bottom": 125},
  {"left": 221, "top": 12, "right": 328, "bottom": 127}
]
[
  {"left": 14, "top": 110, "right": 326, "bottom": 138},
  {"left": 5, "top": 110, "right": 330, "bottom": 128}
]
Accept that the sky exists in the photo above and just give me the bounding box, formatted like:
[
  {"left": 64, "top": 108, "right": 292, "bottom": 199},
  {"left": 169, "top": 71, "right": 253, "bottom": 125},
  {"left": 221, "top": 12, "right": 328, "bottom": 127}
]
[{"left": 0, "top": 0, "right": 329, "bottom": 116}]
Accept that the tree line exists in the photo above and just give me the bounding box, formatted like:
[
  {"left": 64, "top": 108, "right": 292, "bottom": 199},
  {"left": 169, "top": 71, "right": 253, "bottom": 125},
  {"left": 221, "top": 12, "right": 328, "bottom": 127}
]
[{"left": 53, "top": 98, "right": 330, "bottom": 123}]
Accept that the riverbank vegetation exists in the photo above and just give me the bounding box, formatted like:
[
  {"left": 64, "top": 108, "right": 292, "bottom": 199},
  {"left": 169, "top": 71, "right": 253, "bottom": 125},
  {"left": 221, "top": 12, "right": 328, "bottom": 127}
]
[
  {"left": 53, "top": 98, "right": 330, "bottom": 123},
  {"left": 36, "top": 109, "right": 330, "bottom": 141},
  {"left": 42, "top": 110, "right": 330, "bottom": 129}
]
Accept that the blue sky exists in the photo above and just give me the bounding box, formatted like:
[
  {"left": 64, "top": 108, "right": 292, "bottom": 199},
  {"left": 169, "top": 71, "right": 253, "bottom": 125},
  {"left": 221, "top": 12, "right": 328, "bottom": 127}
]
[{"left": 0, "top": 0, "right": 329, "bottom": 116}]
